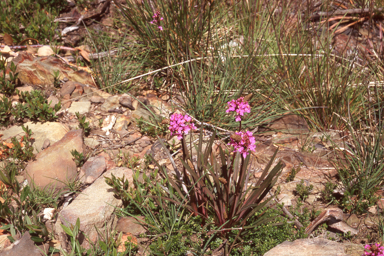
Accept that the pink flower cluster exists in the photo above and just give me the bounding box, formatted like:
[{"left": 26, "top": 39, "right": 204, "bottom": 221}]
[
  {"left": 226, "top": 97, "right": 251, "bottom": 122},
  {"left": 169, "top": 113, "right": 197, "bottom": 140},
  {"left": 364, "top": 243, "right": 384, "bottom": 256},
  {"left": 150, "top": 11, "right": 163, "bottom": 31},
  {"left": 228, "top": 131, "right": 256, "bottom": 158}
]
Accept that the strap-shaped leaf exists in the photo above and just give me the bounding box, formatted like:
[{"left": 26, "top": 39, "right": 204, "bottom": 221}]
[
  {"left": 255, "top": 147, "right": 279, "bottom": 187},
  {"left": 203, "top": 129, "right": 216, "bottom": 167}
]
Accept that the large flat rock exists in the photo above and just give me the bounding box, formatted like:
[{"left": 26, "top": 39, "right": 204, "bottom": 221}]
[
  {"left": 25, "top": 130, "right": 84, "bottom": 190},
  {"left": 0, "top": 122, "right": 69, "bottom": 154},
  {"left": 264, "top": 238, "right": 364, "bottom": 256},
  {"left": 59, "top": 167, "right": 134, "bottom": 248}
]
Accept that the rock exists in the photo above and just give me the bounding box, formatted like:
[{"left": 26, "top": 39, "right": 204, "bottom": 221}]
[
  {"left": 136, "top": 136, "right": 151, "bottom": 148},
  {"left": 132, "top": 106, "right": 154, "bottom": 121},
  {"left": 101, "top": 96, "right": 120, "bottom": 112},
  {"left": 41, "top": 139, "right": 50, "bottom": 150},
  {"left": 60, "top": 81, "right": 76, "bottom": 96},
  {"left": 59, "top": 167, "right": 134, "bottom": 249},
  {"left": 119, "top": 96, "right": 135, "bottom": 110},
  {"left": 0, "top": 232, "right": 42, "bottom": 256},
  {"left": 67, "top": 101, "right": 91, "bottom": 115},
  {"left": 11, "top": 52, "right": 96, "bottom": 87},
  {"left": 71, "top": 83, "right": 85, "bottom": 98},
  {"left": 80, "top": 155, "right": 107, "bottom": 184},
  {"left": 84, "top": 137, "right": 100, "bottom": 149},
  {"left": 123, "top": 132, "right": 142, "bottom": 144},
  {"left": 47, "top": 95, "right": 60, "bottom": 108},
  {"left": 264, "top": 238, "right": 364, "bottom": 256},
  {"left": 114, "top": 115, "right": 131, "bottom": 132},
  {"left": 25, "top": 130, "right": 84, "bottom": 190},
  {"left": 146, "top": 94, "right": 173, "bottom": 116},
  {"left": 101, "top": 115, "right": 116, "bottom": 135},
  {"left": 266, "top": 114, "right": 310, "bottom": 134},
  {"left": 90, "top": 95, "right": 105, "bottom": 104},
  {"left": 116, "top": 216, "right": 146, "bottom": 236},
  {"left": 0, "top": 122, "right": 69, "bottom": 154},
  {"left": 37, "top": 46, "right": 54, "bottom": 57}
]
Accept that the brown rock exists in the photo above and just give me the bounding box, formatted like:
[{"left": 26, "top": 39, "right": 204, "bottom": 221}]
[
  {"left": 11, "top": 52, "right": 96, "bottom": 87},
  {"left": 60, "top": 81, "right": 76, "bottom": 96},
  {"left": 268, "top": 114, "right": 310, "bottom": 134},
  {"left": 25, "top": 130, "right": 84, "bottom": 190},
  {"left": 47, "top": 95, "right": 60, "bottom": 108},
  {"left": 116, "top": 216, "right": 146, "bottom": 236}
]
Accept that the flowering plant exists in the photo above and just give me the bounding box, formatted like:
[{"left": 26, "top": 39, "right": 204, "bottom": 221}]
[
  {"left": 226, "top": 97, "right": 251, "bottom": 122},
  {"left": 149, "top": 10, "right": 164, "bottom": 31},
  {"left": 149, "top": 99, "right": 282, "bottom": 255},
  {"left": 363, "top": 243, "right": 384, "bottom": 256},
  {"left": 169, "top": 113, "right": 197, "bottom": 140}
]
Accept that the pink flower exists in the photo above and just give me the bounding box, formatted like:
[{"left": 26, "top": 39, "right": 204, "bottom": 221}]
[
  {"left": 363, "top": 243, "right": 384, "bottom": 256},
  {"left": 169, "top": 113, "right": 197, "bottom": 140},
  {"left": 150, "top": 11, "right": 164, "bottom": 31},
  {"left": 226, "top": 97, "right": 251, "bottom": 122},
  {"left": 228, "top": 131, "right": 256, "bottom": 158}
]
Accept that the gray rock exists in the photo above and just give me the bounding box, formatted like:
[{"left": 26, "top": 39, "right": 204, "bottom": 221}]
[
  {"left": 0, "top": 122, "right": 68, "bottom": 154},
  {"left": 59, "top": 167, "right": 134, "bottom": 249},
  {"left": 67, "top": 101, "right": 91, "bottom": 115},
  {"left": 80, "top": 155, "right": 107, "bottom": 184},
  {"left": 84, "top": 137, "right": 100, "bottom": 149},
  {"left": 119, "top": 96, "right": 135, "bottom": 110},
  {"left": 0, "top": 232, "right": 42, "bottom": 256},
  {"left": 263, "top": 238, "right": 364, "bottom": 256},
  {"left": 25, "top": 130, "right": 84, "bottom": 190},
  {"left": 101, "top": 95, "right": 120, "bottom": 112},
  {"left": 90, "top": 95, "right": 105, "bottom": 104}
]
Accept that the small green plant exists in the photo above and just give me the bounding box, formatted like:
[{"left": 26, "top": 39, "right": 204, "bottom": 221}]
[
  {"left": 0, "top": 125, "right": 35, "bottom": 162},
  {"left": 0, "top": 162, "right": 62, "bottom": 243},
  {"left": 0, "top": 61, "right": 20, "bottom": 97},
  {"left": 75, "top": 112, "right": 91, "bottom": 136},
  {"left": 61, "top": 218, "right": 85, "bottom": 255},
  {"left": 322, "top": 181, "right": 338, "bottom": 204},
  {"left": 13, "top": 90, "right": 61, "bottom": 122},
  {"left": 53, "top": 70, "right": 61, "bottom": 88},
  {"left": 136, "top": 116, "right": 169, "bottom": 137},
  {"left": 70, "top": 150, "right": 86, "bottom": 168},
  {"left": 116, "top": 152, "right": 140, "bottom": 169},
  {"left": 295, "top": 180, "right": 313, "bottom": 202},
  {"left": 285, "top": 165, "right": 301, "bottom": 182},
  {"left": 0, "top": 96, "right": 12, "bottom": 127}
]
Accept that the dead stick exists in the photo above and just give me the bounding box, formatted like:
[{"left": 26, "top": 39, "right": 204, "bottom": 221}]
[{"left": 310, "top": 8, "right": 384, "bottom": 20}]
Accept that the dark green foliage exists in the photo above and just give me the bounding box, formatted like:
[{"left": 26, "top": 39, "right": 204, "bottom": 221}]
[
  {"left": 228, "top": 207, "right": 308, "bottom": 255},
  {"left": 0, "top": 96, "right": 12, "bottom": 127},
  {"left": 14, "top": 90, "right": 61, "bottom": 122},
  {"left": 0, "top": 0, "right": 64, "bottom": 43},
  {"left": 0, "top": 161, "right": 62, "bottom": 243},
  {"left": 295, "top": 180, "right": 313, "bottom": 202},
  {"left": 71, "top": 149, "right": 86, "bottom": 168},
  {"left": 136, "top": 116, "right": 168, "bottom": 137},
  {"left": 0, "top": 61, "right": 19, "bottom": 97},
  {"left": 76, "top": 112, "right": 91, "bottom": 136}
]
